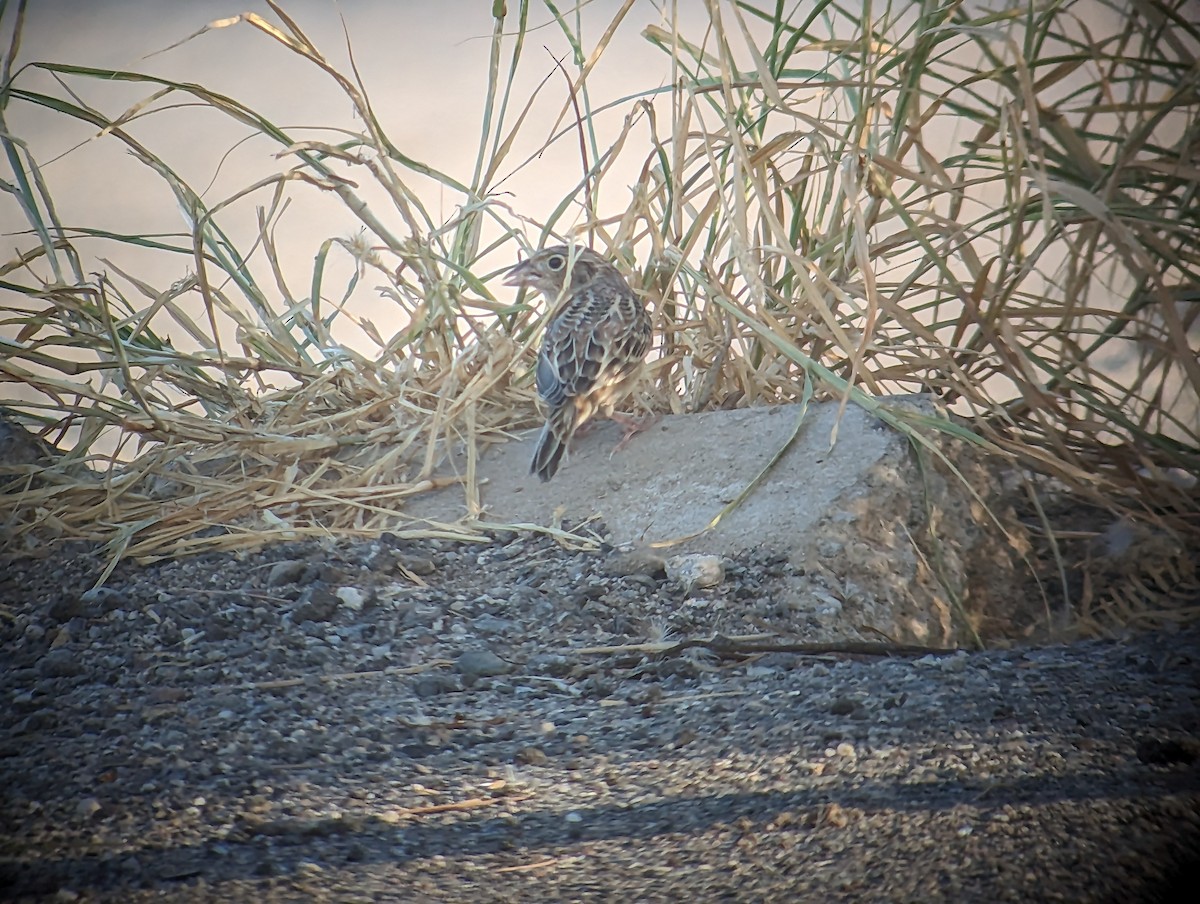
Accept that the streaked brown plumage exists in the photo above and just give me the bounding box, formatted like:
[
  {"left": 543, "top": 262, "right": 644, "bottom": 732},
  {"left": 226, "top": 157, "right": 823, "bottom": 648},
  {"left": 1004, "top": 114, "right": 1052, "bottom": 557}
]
[{"left": 504, "top": 245, "right": 651, "bottom": 482}]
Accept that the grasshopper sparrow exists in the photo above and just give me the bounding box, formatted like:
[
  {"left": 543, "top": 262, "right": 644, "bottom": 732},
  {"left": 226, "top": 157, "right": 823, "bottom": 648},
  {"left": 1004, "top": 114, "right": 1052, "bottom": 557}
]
[{"left": 505, "top": 245, "right": 652, "bottom": 481}]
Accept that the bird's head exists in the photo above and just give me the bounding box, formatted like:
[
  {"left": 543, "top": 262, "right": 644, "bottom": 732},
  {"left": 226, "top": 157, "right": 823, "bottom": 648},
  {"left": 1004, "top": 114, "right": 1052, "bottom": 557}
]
[{"left": 503, "top": 245, "right": 603, "bottom": 298}]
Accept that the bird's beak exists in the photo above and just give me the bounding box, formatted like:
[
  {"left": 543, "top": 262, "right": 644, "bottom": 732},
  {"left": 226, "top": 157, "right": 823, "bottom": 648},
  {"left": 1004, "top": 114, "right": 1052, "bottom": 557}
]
[{"left": 503, "top": 260, "right": 536, "bottom": 287}]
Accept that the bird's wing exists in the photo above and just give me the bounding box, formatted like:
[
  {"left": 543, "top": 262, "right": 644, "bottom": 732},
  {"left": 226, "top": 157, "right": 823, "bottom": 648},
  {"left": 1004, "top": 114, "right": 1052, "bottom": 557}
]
[{"left": 536, "top": 284, "right": 647, "bottom": 407}]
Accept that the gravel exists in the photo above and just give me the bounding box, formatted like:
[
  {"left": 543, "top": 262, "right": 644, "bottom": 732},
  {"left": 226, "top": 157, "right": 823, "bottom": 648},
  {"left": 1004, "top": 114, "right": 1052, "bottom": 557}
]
[{"left": 2, "top": 532, "right": 1198, "bottom": 902}]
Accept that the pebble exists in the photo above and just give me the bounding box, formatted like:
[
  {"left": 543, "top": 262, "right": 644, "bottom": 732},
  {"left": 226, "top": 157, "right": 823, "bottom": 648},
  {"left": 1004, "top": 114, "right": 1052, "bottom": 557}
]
[
  {"left": 293, "top": 585, "right": 340, "bottom": 622},
  {"left": 455, "top": 649, "right": 512, "bottom": 681},
  {"left": 337, "top": 586, "right": 366, "bottom": 611},
  {"left": 666, "top": 554, "right": 725, "bottom": 592},
  {"left": 473, "top": 615, "right": 516, "bottom": 635},
  {"left": 604, "top": 548, "right": 668, "bottom": 578},
  {"left": 397, "top": 555, "right": 438, "bottom": 576},
  {"left": 79, "top": 587, "right": 125, "bottom": 612},
  {"left": 2, "top": 532, "right": 1195, "bottom": 903},
  {"left": 37, "top": 648, "right": 83, "bottom": 678},
  {"left": 266, "top": 560, "right": 308, "bottom": 587},
  {"left": 413, "top": 675, "right": 458, "bottom": 698}
]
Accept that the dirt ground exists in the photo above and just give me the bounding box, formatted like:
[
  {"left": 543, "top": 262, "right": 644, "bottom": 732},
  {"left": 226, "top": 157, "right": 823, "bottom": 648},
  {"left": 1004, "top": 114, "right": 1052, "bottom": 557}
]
[{"left": 2, "top": 527, "right": 1199, "bottom": 902}]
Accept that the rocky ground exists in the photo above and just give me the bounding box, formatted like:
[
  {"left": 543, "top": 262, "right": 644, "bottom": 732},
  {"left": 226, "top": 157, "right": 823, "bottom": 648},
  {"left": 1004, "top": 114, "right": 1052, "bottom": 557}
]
[{"left": 2, "top": 531, "right": 1199, "bottom": 902}]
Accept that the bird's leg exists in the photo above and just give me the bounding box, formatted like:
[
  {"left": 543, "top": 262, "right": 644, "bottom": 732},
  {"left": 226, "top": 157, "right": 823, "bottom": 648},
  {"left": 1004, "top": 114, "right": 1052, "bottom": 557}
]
[{"left": 608, "top": 411, "right": 660, "bottom": 455}]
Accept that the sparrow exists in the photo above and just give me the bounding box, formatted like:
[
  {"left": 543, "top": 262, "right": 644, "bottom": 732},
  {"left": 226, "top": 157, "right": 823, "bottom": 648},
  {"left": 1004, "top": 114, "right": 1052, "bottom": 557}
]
[{"left": 504, "top": 245, "right": 652, "bottom": 481}]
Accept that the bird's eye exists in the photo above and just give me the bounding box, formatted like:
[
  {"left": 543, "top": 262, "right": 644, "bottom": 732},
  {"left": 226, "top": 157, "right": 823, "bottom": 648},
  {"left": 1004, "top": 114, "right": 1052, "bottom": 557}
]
[{"left": 546, "top": 255, "right": 565, "bottom": 271}]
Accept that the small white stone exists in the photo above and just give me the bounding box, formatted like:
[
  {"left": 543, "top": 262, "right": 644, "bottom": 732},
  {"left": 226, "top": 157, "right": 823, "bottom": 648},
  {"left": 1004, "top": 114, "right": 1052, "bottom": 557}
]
[
  {"left": 666, "top": 554, "right": 725, "bottom": 593},
  {"left": 336, "top": 587, "right": 365, "bottom": 611}
]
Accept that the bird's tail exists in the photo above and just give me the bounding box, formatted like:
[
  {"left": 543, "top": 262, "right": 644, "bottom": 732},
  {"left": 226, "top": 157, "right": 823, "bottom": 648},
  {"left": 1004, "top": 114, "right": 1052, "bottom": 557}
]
[{"left": 530, "top": 405, "right": 577, "bottom": 482}]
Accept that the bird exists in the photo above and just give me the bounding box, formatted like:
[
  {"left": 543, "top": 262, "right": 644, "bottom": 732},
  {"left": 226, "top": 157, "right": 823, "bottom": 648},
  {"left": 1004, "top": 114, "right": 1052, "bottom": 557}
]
[{"left": 504, "top": 245, "right": 652, "bottom": 482}]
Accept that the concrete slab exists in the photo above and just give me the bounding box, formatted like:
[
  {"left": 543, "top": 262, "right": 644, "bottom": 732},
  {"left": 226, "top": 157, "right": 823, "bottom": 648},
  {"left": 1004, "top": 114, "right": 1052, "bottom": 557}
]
[{"left": 407, "top": 400, "right": 903, "bottom": 555}]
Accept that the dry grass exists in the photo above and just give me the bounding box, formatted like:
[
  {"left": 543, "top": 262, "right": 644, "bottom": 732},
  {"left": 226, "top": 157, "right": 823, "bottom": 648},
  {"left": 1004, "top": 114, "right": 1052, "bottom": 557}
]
[{"left": 1, "top": 0, "right": 1196, "bottom": 632}]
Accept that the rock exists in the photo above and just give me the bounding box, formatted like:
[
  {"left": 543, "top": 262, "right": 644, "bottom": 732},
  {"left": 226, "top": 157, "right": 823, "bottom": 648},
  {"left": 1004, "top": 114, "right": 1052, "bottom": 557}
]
[
  {"left": 455, "top": 649, "right": 512, "bottom": 682},
  {"left": 267, "top": 560, "right": 307, "bottom": 587},
  {"left": 828, "top": 697, "right": 861, "bottom": 716},
  {"left": 412, "top": 674, "right": 458, "bottom": 698},
  {"left": 516, "top": 746, "right": 548, "bottom": 766},
  {"left": 38, "top": 648, "right": 83, "bottom": 678},
  {"left": 397, "top": 555, "right": 438, "bottom": 576},
  {"left": 79, "top": 587, "right": 125, "bottom": 613},
  {"left": 666, "top": 554, "right": 725, "bottom": 593},
  {"left": 604, "top": 548, "right": 668, "bottom": 578},
  {"left": 473, "top": 615, "right": 516, "bottom": 635},
  {"left": 336, "top": 586, "right": 366, "bottom": 612},
  {"left": 292, "top": 585, "right": 340, "bottom": 623}
]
